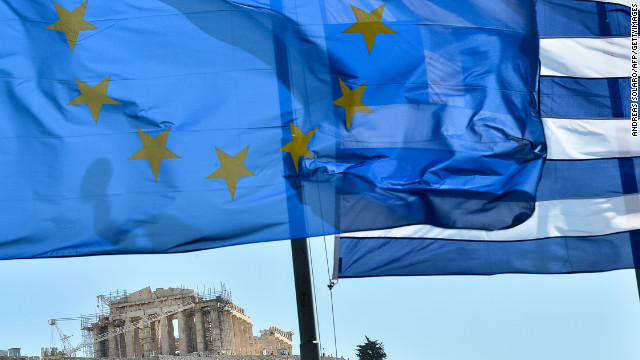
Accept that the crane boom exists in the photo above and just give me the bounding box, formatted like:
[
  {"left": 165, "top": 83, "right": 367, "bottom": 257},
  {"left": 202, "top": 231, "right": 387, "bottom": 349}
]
[{"left": 48, "top": 319, "right": 75, "bottom": 355}]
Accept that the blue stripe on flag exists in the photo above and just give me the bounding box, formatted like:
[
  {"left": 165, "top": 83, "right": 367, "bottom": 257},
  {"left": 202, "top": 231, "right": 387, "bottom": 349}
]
[
  {"left": 537, "top": 158, "right": 640, "bottom": 200},
  {"left": 537, "top": 0, "right": 630, "bottom": 37},
  {"left": 540, "top": 77, "right": 630, "bottom": 118},
  {"left": 337, "top": 233, "right": 640, "bottom": 277}
]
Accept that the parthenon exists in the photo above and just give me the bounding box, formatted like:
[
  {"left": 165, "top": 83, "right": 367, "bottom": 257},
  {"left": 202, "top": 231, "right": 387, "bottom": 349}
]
[{"left": 84, "top": 287, "right": 293, "bottom": 357}]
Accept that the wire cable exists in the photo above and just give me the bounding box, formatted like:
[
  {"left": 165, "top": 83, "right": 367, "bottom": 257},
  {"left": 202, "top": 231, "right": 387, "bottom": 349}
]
[
  {"left": 323, "top": 235, "right": 339, "bottom": 358},
  {"left": 307, "top": 237, "right": 323, "bottom": 354}
]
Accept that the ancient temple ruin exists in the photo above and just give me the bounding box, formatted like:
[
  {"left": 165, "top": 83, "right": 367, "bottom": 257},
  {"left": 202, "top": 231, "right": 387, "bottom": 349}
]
[{"left": 83, "top": 287, "right": 293, "bottom": 358}]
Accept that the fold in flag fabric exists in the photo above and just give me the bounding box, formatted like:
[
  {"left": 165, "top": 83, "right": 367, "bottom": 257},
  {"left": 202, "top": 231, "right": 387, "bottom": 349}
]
[
  {"left": 336, "top": 0, "right": 637, "bottom": 277},
  {"left": 0, "top": 0, "right": 544, "bottom": 259}
]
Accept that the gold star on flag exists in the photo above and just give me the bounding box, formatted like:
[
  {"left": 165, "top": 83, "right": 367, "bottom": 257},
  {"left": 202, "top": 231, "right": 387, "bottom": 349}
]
[
  {"left": 68, "top": 76, "right": 121, "bottom": 123},
  {"left": 129, "top": 128, "right": 181, "bottom": 181},
  {"left": 207, "top": 146, "right": 255, "bottom": 199},
  {"left": 46, "top": 1, "right": 98, "bottom": 51},
  {"left": 279, "top": 123, "right": 317, "bottom": 174},
  {"left": 343, "top": 4, "right": 395, "bottom": 53},
  {"left": 332, "top": 78, "right": 373, "bottom": 130}
]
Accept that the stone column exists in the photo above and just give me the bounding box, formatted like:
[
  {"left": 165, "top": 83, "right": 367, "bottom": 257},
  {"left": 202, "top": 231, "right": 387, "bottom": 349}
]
[
  {"left": 242, "top": 322, "right": 248, "bottom": 355},
  {"left": 209, "top": 310, "right": 220, "bottom": 354},
  {"left": 134, "top": 323, "right": 144, "bottom": 357},
  {"left": 230, "top": 316, "right": 237, "bottom": 354},
  {"left": 93, "top": 327, "right": 103, "bottom": 358},
  {"left": 247, "top": 325, "right": 253, "bottom": 354},
  {"left": 237, "top": 318, "right": 243, "bottom": 354},
  {"left": 195, "top": 310, "right": 206, "bottom": 353},
  {"left": 239, "top": 320, "right": 246, "bottom": 355},
  {"left": 160, "top": 316, "right": 170, "bottom": 355},
  {"left": 248, "top": 334, "right": 254, "bottom": 356},
  {"left": 177, "top": 311, "right": 189, "bottom": 355},
  {"left": 168, "top": 316, "right": 177, "bottom": 355},
  {"left": 151, "top": 320, "right": 160, "bottom": 354},
  {"left": 240, "top": 323, "right": 247, "bottom": 355},
  {"left": 231, "top": 315, "right": 240, "bottom": 355},
  {"left": 107, "top": 324, "right": 118, "bottom": 357},
  {"left": 143, "top": 321, "right": 153, "bottom": 357},
  {"left": 124, "top": 320, "right": 135, "bottom": 358}
]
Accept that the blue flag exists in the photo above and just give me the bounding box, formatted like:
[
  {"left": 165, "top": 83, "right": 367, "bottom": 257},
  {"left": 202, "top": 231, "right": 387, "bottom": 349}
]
[
  {"left": 0, "top": 0, "right": 544, "bottom": 259},
  {"left": 336, "top": 0, "right": 637, "bottom": 277}
]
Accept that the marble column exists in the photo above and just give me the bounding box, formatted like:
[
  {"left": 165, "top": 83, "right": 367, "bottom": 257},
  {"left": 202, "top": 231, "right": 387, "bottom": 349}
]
[
  {"left": 241, "top": 323, "right": 248, "bottom": 355},
  {"left": 230, "top": 316, "right": 237, "bottom": 354},
  {"left": 168, "top": 316, "right": 177, "bottom": 355},
  {"left": 107, "top": 324, "right": 117, "bottom": 357},
  {"left": 134, "top": 323, "right": 144, "bottom": 357},
  {"left": 151, "top": 320, "right": 160, "bottom": 354},
  {"left": 160, "top": 316, "right": 170, "bottom": 355},
  {"left": 177, "top": 311, "right": 189, "bottom": 355},
  {"left": 143, "top": 321, "right": 152, "bottom": 357},
  {"left": 240, "top": 321, "right": 247, "bottom": 355},
  {"left": 93, "top": 327, "right": 103, "bottom": 358},
  {"left": 210, "top": 310, "right": 220, "bottom": 354},
  {"left": 195, "top": 310, "right": 206, "bottom": 353},
  {"left": 124, "top": 320, "right": 135, "bottom": 358}
]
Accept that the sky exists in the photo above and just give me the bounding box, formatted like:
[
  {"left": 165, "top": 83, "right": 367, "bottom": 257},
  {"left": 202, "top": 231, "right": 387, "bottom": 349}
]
[{"left": 1, "top": 237, "right": 640, "bottom": 360}]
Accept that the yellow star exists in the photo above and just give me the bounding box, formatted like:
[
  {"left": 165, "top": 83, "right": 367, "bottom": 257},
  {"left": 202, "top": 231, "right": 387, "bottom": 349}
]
[
  {"left": 332, "top": 78, "right": 373, "bottom": 130},
  {"left": 68, "top": 76, "right": 121, "bottom": 123},
  {"left": 46, "top": 1, "right": 98, "bottom": 51},
  {"left": 279, "top": 123, "right": 317, "bottom": 174},
  {"left": 343, "top": 4, "right": 395, "bottom": 53},
  {"left": 207, "top": 146, "right": 255, "bottom": 199},
  {"left": 129, "top": 128, "right": 181, "bottom": 181}
]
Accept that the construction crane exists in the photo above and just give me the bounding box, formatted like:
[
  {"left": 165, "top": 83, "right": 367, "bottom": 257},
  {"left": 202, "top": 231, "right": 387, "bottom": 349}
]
[
  {"left": 48, "top": 319, "right": 76, "bottom": 356},
  {"left": 48, "top": 301, "right": 195, "bottom": 358}
]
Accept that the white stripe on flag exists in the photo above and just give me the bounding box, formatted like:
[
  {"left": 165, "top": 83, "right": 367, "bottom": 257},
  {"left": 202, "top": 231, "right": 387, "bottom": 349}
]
[
  {"left": 540, "top": 37, "right": 631, "bottom": 78},
  {"left": 584, "top": 0, "right": 632, "bottom": 6},
  {"left": 543, "top": 118, "right": 639, "bottom": 159},
  {"left": 343, "top": 193, "right": 640, "bottom": 241}
]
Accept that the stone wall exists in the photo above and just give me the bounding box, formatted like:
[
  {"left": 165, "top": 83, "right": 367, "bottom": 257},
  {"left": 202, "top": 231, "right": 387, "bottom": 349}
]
[
  {"left": 156, "top": 356, "right": 343, "bottom": 360},
  {"left": 20, "top": 356, "right": 345, "bottom": 360},
  {"left": 2, "top": 354, "right": 348, "bottom": 360}
]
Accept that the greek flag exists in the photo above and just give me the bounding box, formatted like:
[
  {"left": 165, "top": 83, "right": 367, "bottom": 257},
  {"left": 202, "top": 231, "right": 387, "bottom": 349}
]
[{"left": 335, "top": 0, "right": 638, "bottom": 277}]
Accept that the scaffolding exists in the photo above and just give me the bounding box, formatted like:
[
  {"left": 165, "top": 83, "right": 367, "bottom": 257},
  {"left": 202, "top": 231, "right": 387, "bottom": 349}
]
[
  {"left": 78, "top": 290, "right": 128, "bottom": 358},
  {"left": 196, "top": 283, "right": 231, "bottom": 302},
  {"left": 194, "top": 284, "right": 233, "bottom": 355},
  {"left": 97, "top": 289, "right": 129, "bottom": 314}
]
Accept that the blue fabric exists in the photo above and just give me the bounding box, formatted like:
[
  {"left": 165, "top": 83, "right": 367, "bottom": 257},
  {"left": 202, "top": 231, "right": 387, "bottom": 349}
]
[
  {"left": 0, "top": 0, "right": 543, "bottom": 259},
  {"left": 537, "top": 0, "right": 630, "bottom": 37},
  {"left": 338, "top": 233, "right": 640, "bottom": 276},
  {"left": 307, "top": 0, "right": 544, "bottom": 230},
  {"left": 540, "top": 77, "right": 630, "bottom": 119},
  {"left": 537, "top": 158, "right": 640, "bottom": 201},
  {"left": 337, "top": 0, "right": 638, "bottom": 277}
]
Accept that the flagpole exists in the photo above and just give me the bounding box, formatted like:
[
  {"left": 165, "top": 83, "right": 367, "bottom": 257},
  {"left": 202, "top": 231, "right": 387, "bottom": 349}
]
[
  {"left": 291, "top": 238, "right": 321, "bottom": 360},
  {"left": 635, "top": 268, "right": 640, "bottom": 300}
]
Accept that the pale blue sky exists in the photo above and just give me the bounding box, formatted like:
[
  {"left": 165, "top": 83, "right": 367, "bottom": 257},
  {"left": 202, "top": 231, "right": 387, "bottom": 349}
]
[{"left": 1, "top": 237, "right": 639, "bottom": 360}]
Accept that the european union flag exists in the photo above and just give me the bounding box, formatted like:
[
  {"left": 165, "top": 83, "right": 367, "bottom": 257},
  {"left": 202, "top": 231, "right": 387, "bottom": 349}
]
[{"left": 0, "top": 0, "right": 544, "bottom": 259}]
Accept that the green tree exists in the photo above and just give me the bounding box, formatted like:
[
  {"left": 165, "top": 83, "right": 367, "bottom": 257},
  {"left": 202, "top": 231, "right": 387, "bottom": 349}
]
[{"left": 356, "top": 335, "right": 387, "bottom": 360}]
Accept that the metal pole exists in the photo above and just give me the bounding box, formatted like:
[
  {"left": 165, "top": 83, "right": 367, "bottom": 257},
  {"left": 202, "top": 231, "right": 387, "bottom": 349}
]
[
  {"left": 635, "top": 268, "right": 640, "bottom": 300},
  {"left": 290, "top": 238, "right": 321, "bottom": 360}
]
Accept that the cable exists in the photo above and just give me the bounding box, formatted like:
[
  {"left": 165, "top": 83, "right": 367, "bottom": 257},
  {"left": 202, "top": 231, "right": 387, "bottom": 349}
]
[
  {"left": 307, "top": 237, "right": 323, "bottom": 355},
  {"left": 323, "top": 235, "right": 339, "bottom": 358}
]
